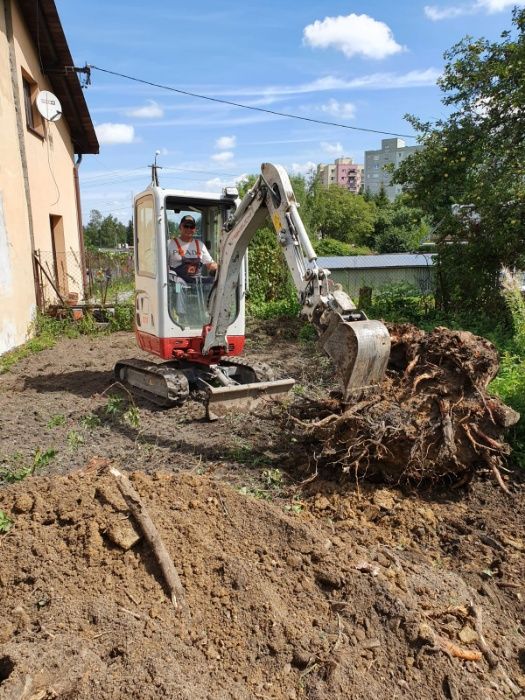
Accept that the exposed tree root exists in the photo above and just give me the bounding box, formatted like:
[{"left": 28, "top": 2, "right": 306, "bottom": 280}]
[{"left": 288, "top": 325, "right": 519, "bottom": 488}]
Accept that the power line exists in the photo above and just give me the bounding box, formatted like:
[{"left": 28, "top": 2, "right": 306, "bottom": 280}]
[{"left": 89, "top": 65, "right": 416, "bottom": 140}]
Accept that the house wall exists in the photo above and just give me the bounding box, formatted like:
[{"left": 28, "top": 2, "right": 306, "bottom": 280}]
[
  {"left": 0, "top": 0, "right": 84, "bottom": 352},
  {"left": 0, "top": 0, "right": 35, "bottom": 353},
  {"left": 12, "top": 3, "right": 82, "bottom": 299}
]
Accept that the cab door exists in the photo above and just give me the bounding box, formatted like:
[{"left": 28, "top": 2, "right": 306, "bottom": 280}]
[{"left": 134, "top": 194, "right": 159, "bottom": 350}]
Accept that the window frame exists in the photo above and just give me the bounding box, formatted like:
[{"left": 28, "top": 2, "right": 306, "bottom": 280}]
[{"left": 21, "top": 70, "right": 44, "bottom": 138}]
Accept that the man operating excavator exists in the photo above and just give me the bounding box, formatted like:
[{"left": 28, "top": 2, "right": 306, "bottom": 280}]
[{"left": 168, "top": 214, "right": 218, "bottom": 325}]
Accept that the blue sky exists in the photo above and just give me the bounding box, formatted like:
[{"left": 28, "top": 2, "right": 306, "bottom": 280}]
[{"left": 54, "top": 0, "right": 523, "bottom": 223}]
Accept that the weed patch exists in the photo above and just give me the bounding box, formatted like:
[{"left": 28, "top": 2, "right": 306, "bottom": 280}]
[{"left": 0, "top": 448, "right": 57, "bottom": 484}]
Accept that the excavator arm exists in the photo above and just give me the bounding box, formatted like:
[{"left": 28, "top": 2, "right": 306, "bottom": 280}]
[{"left": 203, "top": 163, "right": 391, "bottom": 402}]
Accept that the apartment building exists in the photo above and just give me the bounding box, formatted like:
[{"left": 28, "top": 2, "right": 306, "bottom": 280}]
[
  {"left": 364, "top": 138, "right": 421, "bottom": 200},
  {"left": 0, "top": 0, "right": 98, "bottom": 352},
  {"left": 317, "top": 157, "right": 364, "bottom": 194}
]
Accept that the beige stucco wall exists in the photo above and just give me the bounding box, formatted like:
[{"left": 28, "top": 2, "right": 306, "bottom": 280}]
[
  {"left": 0, "top": 0, "right": 84, "bottom": 353},
  {"left": 0, "top": 0, "right": 35, "bottom": 353}
]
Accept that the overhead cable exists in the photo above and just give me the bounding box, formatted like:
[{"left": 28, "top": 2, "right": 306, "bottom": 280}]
[{"left": 89, "top": 65, "right": 416, "bottom": 140}]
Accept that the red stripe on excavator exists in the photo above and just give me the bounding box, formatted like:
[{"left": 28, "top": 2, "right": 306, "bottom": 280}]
[{"left": 135, "top": 329, "right": 245, "bottom": 362}]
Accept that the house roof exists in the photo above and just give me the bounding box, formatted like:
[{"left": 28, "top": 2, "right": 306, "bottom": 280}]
[
  {"left": 316, "top": 253, "right": 435, "bottom": 270},
  {"left": 17, "top": 0, "right": 99, "bottom": 154}
]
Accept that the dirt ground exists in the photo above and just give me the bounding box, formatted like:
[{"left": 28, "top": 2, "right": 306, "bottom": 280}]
[{"left": 1, "top": 321, "right": 525, "bottom": 699}]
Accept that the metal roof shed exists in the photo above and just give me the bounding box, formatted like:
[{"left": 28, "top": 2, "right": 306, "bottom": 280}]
[{"left": 316, "top": 253, "right": 435, "bottom": 297}]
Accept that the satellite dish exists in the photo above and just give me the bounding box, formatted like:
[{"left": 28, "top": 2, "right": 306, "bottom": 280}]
[{"left": 36, "top": 91, "right": 62, "bottom": 122}]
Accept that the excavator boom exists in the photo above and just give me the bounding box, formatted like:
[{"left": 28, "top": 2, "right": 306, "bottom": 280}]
[{"left": 203, "top": 163, "right": 390, "bottom": 405}]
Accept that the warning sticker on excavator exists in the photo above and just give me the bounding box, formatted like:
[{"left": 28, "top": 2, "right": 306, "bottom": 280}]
[{"left": 272, "top": 212, "right": 282, "bottom": 232}]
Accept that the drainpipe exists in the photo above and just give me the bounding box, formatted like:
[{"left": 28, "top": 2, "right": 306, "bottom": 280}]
[
  {"left": 5, "top": 0, "right": 42, "bottom": 309},
  {"left": 74, "top": 153, "right": 88, "bottom": 298}
]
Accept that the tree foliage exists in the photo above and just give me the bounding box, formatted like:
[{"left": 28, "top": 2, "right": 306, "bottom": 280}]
[
  {"left": 393, "top": 9, "right": 525, "bottom": 312},
  {"left": 84, "top": 210, "right": 128, "bottom": 249},
  {"left": 362, "top": 196, "right": 429, "bottom": 254},
  {"left": 308, "top": 183, "right": 376, "bottom": 244}
]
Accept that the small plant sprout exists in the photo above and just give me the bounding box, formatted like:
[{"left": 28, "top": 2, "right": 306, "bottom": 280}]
[
  {"left": 81, "top": 413, "right": 102, "bottom": 429},
  {"left": 0, "top": 510, "right": 13, "bottom": 534},
  {"left": 67, "top": 430, "right": 84, "bottom": 450},
  {"left": 105, "top": 395, "right": 125, "bottom": 416},
  {"left": 47, "top": 414, "right": 66, "bottom": 428},
  {"left": 33, "top": 448, "right": 58, "bottom": 470},
  {"left": 123, "top": 406, "right": 140, "bottom": 429}
]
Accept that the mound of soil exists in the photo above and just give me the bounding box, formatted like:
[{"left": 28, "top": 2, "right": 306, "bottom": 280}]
[
  {"left": 1, "top": 469, "right": 525, "bottom": 699},
  {"left": 290, "top": 325, "right": 519, "bottom": 486}
]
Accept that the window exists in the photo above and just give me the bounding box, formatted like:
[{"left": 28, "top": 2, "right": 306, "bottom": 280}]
[
  {"left": 135, "top": 195, "right": 156, "bottom": 277},
  {"left": 22, "top": 71, "right": 43, "bottom": 137}
]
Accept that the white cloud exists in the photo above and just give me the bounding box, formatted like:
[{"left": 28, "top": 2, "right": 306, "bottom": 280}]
[
  {"left": 95, "top": 123, "right": 135, "bottom": 145},
  {"left": 424, "top": 0, "right": 524, "bottom": 20},
  {"left": 321, "top": 99, "right": 356, "bottom": 119},
  {"left": 126, "top": 100, "right": 164, "bottom": 118},
  {"left": 424, "top": 4, "right": 468, "bottom": 19},
  {"left": 207, "top": 69, "right": 440, "bottom": 99},
  {"left": 290, "top": 161, "right": 317, "bottom": 176},
  {"left": 476, "top": 0, "right": 525, "bottom": 11},
  {"left": 215, "top": 135, "right": 236, "bottom": 149},
  {"left": 303, "top": 13, "right": 404, "bottom": 60},
  {"left": 321, "top": 142, "right": 344, "bottom": 156},
  {"left": 211, "top": 151, "right": 234, "bottom": 163},
  {"left": 205, "top": 173, "right": 247, "bottom": 192}
]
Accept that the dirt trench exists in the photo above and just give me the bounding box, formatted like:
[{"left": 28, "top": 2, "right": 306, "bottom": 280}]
[{"left": 0, "top": 321, "right": 524, "bottom": 699}]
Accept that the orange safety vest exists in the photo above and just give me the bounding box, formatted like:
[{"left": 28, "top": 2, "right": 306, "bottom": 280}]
[{"left": 172, "top": 238, "right": 202, "bottom": 283}]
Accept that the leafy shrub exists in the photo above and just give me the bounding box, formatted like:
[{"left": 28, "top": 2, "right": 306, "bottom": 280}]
[
  {"left": 109, "top": 303, "right": 134, "bottom": 331},
  {"left": 247, "top": 297, "right": 301, "bottom": 320},
  {"left": 368, "top": 283, "right": 434, "bottom": 323},
  {"left": 315, "top": 238, "right": 371, "bottom": 257}
]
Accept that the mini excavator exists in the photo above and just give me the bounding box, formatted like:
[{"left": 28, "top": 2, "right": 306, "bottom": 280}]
[{"left": 115, "top": 163, "right": 390, "bottom": 418}]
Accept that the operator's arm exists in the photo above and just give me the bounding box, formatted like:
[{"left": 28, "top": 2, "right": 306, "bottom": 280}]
[{"left": 200, "top": 242, "right": 218, "bottom": 272}]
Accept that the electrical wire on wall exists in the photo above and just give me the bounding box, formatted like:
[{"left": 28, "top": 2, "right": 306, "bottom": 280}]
[{"left": 44, "top": 121, "right": 61, "bottom": 208}]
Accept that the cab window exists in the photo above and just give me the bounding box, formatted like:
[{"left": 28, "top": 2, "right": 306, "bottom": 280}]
[{"left": 135, "top": 195, "right": 156, "bottom": 277}]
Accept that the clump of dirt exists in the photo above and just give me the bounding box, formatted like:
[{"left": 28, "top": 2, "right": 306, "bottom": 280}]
[
  {"left": 1, "top": 468, "right": 525, "bottom": 699},
  {"left": 288, "top": 325, "right": 519, "bottom": 487}
]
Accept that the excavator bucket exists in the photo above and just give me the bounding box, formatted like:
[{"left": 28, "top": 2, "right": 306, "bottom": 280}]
[
  {"left": 318, "top": 315, "right": 391, "bottom": 402},
  {"left": 204, "top": 378, "right": 295, "bottom": 420}
]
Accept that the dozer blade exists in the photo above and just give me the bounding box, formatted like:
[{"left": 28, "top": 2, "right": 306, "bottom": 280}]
[
  {"left": 204, "top": 378, "right": 295, "bottom": 421},
  {"left": 318, "top": 315, "right": 391, "bottom": 402}
]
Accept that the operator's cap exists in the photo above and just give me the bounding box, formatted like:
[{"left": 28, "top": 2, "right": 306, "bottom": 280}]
[{"left": 180, "top": 215, "right": 196, "bottom": 226}]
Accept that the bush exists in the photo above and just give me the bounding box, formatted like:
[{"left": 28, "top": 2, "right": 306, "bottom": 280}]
[
  {"left": 247, "top": 297, "right": 300, "bottom": 320},
  {"left": 109, "top": 303, "right": 134, "bottom": 331},
  {"left": 367, "top": 283, "right": 434, "bottom": 324},
  {"left": 315, "top": 238, "right": 371, "bottom": 257}
]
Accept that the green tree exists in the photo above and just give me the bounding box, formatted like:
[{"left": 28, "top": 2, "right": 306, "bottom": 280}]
[
  {"left": 361, "top": 199, "right": 429, "bottom": 253},
  {"left": 83, "top": 209, "right": 103, "bottom": 248},
  {"left": 393, "top": 9, "right": 525, "bottom": 312},
  {"left": 308, "top": 184, "right": 376, "bottom": 244},
  {"left": 83, "top": 210, "right": 127, "bottom": 249},
  {"left": 126, "top": 220, "right": 133, "bottom": 246}
]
